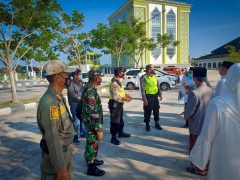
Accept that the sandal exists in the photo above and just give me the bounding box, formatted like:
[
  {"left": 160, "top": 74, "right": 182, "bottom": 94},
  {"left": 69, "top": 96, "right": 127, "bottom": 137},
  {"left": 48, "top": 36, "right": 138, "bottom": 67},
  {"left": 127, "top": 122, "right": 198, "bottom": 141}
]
[{"left": 186, "top": 167, "right": 206, "bottom": 176}]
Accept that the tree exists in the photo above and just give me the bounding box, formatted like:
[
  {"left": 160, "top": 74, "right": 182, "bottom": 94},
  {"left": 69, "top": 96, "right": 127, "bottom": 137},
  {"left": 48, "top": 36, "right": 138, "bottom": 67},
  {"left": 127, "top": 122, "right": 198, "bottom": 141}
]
[
  {"left": 225, "top": 45, "right": 240, "bottom": 63},
  {"left": 55, "top": 11, "right": 89, "bottom": 68},
  {"left": 90, "top": 21, "right": 132, "bottom": 67},
  {"left": 0, "top": 0, "right": 61, "bottom": 103},
  {"left": 125, "top": 18, "right": 156, "bottom": 67}
]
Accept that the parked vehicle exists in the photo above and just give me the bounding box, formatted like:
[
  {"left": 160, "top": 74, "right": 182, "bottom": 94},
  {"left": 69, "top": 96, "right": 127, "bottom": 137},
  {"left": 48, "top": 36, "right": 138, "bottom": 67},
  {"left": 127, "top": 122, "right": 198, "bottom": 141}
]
[
  {"left": 122, "top": 69, "right": 176, "bottom": 91},
  {"left": 154, "top": 69, "right": 180, "bottom": 84},
  {"left": 163, "top": 66, "right": 182, "bottom": 75},
  {"left": 80, "top": 72, "right": 104, "bottom": 83}
]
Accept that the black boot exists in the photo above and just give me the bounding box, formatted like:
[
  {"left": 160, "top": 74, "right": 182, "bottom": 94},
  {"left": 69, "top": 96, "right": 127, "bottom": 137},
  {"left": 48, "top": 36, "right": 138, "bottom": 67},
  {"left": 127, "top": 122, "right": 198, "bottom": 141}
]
[
  {"left": 87, "top": 163, "right": 105, "bottom": 176},
  {"left": 93, "top": 159, "right": 104, "bottom": 166},
  {"left": 118, "top": 132, "right": 131, "bottom": 138},
  {"left": 155, "top": 123, "right": 163, "bottom": 130},
  {"left": 146, "top": 124, "right": 150, "bottom": 131},
  {"left": 111, "top": 136, "right": 121, "bottom": 145}
]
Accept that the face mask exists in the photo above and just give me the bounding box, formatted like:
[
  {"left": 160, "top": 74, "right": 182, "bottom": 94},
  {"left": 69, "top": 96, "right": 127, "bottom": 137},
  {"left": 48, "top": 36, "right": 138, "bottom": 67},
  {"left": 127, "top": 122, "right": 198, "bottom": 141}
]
[
  {"left": 64, "top": 77, "right": 71, "bottom": 87},
  {"left": 188, "top": 73, "right": 193, "bottom": 79}
]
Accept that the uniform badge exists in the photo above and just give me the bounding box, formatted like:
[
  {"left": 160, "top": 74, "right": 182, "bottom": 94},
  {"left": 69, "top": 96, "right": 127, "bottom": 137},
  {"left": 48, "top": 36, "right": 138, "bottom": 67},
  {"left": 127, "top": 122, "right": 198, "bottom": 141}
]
[
  {"left": 50, "top": 106, "right": 59, "bottom": 120},
  {"left": 59, "top": 103, "right": 66, "bottom": 115}
]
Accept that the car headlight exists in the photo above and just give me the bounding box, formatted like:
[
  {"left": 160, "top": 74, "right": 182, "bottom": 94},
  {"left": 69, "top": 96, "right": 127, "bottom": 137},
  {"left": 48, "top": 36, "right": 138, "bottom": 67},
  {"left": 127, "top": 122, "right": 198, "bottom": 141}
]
[{"left": 168, "top": 77, "right": 175, "bottom": 81}]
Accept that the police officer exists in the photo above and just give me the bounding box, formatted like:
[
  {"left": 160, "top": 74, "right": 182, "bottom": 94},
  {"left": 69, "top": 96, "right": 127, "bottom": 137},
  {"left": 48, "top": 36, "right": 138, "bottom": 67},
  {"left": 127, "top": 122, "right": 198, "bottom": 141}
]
[
  {"left": 109, "top": 67, "right": 132, "bottom": 145},
  {"left": 82, "top": 69, "right": 105, "bottom": 176},
  {"left": 140, "top": 64, "right": 163, "bottom": 131},
  {"left": 37, "top": 60, "right": 76, "bottom": 180}
]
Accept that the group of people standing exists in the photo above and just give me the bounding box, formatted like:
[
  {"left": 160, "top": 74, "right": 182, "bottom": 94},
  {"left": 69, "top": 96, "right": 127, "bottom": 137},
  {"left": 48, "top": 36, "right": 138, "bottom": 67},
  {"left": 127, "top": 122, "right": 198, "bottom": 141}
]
[
  {"left": 36, "top": 59, "right": 240, "bottom": 180},
  {"left": 180, "top": 61, "right": 240, "bottom": 180}
]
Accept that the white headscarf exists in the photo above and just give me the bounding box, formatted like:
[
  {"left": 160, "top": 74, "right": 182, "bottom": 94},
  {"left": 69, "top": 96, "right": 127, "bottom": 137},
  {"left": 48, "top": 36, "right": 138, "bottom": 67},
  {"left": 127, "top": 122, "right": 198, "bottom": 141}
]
[{"left": 225, "top": 63, "right": 240, "bottom": 109}]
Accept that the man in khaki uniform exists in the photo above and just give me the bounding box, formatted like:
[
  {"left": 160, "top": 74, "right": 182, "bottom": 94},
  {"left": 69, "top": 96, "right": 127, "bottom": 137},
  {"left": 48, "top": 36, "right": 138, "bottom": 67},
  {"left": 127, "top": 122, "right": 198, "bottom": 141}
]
[{"left": 37, "top": 60, "right": 76, "bottom": 180}]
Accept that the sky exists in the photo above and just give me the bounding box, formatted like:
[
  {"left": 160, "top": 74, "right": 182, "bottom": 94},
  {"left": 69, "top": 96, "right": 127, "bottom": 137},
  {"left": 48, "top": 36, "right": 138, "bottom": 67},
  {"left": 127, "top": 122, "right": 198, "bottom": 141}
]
[{"left": 59, "top": 0, "right": 240, "bottom": 64}]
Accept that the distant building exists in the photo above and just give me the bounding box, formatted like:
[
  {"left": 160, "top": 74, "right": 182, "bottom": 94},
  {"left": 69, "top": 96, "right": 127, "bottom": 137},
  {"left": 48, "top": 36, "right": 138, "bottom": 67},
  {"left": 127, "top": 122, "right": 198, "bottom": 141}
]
[
  {"left": 108, "top": 0, "right": 191, "bottom": 67},
  {"left": 195, "top": 37, "right": 240, "bottom": 69},
  {"left": 68, "top": 51, "right": 102, "bottom": 72}
]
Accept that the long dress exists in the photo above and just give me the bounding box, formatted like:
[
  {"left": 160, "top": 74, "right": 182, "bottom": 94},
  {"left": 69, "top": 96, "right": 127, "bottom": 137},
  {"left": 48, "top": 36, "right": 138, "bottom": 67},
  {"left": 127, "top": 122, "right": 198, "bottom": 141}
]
[{"left": 190, "top": 63, "right": 240, "bottom": 180}]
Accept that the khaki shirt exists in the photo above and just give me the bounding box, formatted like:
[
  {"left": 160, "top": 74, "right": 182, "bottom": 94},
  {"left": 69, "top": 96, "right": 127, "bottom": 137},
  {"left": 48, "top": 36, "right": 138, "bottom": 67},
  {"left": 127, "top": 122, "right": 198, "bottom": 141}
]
[{"left": 37, "top": 86, "right": 76, "bottom": 171}]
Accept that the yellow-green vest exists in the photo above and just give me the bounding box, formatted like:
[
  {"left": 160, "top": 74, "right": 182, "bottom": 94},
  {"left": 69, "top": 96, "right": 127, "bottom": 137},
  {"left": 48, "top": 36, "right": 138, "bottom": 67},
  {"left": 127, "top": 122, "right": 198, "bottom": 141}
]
[
  {"left": 109, "top": 81, "right": 126, "bottom": 103},
  {"left": 144, "top": 75, "right": 158, "bottom": 94}
]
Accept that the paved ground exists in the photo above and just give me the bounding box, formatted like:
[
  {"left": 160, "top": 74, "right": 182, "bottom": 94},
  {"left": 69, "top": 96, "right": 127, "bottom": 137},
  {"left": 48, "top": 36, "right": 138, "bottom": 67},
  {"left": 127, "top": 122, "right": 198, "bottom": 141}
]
[
  {"left": 0, "top": 70, "right": 220, "bottom": 179},
  {"left": 0, "top": 89, "right": 206, "bottom": 180}
]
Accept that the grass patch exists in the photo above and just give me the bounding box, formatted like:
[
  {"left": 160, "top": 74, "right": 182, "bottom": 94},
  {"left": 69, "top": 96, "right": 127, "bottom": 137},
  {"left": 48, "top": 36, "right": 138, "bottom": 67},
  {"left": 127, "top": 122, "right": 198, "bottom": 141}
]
[{"left": 0, "top": 97, "right": 40, "bottom": 108}]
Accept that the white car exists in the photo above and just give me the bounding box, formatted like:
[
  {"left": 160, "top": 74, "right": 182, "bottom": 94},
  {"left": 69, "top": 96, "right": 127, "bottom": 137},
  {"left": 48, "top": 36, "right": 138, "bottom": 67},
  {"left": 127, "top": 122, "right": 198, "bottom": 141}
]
[{"left": 122, "top": 69, "right": 176, "bottom": 91}]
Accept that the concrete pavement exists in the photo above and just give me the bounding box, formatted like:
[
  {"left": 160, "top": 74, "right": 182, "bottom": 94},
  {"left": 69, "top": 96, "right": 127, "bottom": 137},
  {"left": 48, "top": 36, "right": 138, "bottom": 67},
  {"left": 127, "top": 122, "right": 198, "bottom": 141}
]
[{"left": 0, "top": 89, "right": 205, "bottom": 180}]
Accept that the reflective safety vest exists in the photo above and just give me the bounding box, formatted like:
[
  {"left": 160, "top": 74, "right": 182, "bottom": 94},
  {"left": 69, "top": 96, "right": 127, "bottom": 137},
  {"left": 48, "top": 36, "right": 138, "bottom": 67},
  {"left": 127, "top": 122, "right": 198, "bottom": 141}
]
[
  {"left": 109, "top": 81, "right": 126, "bottom": 103},
  {"left": 144, "top": 75, "right": 158, "bottom": 94}
]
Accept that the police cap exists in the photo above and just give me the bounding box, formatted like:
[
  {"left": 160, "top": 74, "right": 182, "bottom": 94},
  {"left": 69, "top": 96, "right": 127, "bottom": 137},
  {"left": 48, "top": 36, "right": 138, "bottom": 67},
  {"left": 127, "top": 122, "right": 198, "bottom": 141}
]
[{"left": 114, "top": 67, "right": 126, "bottom": 76}]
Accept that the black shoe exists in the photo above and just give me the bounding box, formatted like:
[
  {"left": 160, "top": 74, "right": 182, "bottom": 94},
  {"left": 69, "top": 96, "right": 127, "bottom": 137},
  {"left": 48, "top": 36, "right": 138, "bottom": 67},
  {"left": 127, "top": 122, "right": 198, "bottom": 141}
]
[
  {"left": 155, "top": 124, "right": 163, "bottom": 130},
  {"left": 73, "top": 139, "right": 80, "bottom": 145},
  {"left": 87, "top": 165, "right": 105, "bottom": 176},
  {"left": 146, "top": 125, "right": 150, "bottom": 131},
  {"left": 118, "top": 132, "right": 131, "bottom": 138},
  {"left": 93, "top": 159, "right": 104, "bottom": 166},
  {"left": 111, "top": 137, "right": 121, "bottom": 145}
]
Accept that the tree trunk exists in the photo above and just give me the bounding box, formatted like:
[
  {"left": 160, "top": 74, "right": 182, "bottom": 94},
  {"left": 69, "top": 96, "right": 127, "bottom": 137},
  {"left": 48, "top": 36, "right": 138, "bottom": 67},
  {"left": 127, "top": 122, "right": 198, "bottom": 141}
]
[
  {"left": 9, "top": 70, "right": 19, "bottom": 103},
  {"left": 117, "top": 56, "right": 120, "bottom": 67},
  {"left": 40, "top": 68, "right": 43, "bottom": 79}
]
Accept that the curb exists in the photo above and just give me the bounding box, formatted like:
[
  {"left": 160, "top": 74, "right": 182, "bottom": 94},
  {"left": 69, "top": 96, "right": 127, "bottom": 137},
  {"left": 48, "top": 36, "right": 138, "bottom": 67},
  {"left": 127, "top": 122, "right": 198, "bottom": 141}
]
[
  {"left": 0, "top": 102, "right": 38, "bottom": 116},
  {"left": 0, "top": 88, "right": 107, "bottom": 117},
  {"left": 0, "top": 81, "right": 49, "bottom": 89}
]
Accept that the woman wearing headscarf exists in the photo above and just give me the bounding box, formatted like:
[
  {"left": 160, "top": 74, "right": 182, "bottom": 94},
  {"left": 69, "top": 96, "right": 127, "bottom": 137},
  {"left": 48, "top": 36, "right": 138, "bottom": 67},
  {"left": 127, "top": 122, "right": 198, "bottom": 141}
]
[{"left": 189, "top": 63, "right": 240, "bottom": 179}]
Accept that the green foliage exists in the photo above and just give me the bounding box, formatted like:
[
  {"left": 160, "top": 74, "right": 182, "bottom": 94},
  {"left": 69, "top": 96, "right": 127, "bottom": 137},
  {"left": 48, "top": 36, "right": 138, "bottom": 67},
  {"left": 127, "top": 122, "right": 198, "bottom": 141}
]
[
  {"left": 225, "top": 45, "right": 240, "bottom": 63},
  {"left": 15, "top": 65, "right": 22, "bottom": 73},
  {"left": 55, "top": 10, "right": 89, "bottom": 67},
  {"left": 90, "top": 21, "right": 132, "bottom": 66},
  {"left": 0, "top": 0, "right": 62, "bottom": 102}
]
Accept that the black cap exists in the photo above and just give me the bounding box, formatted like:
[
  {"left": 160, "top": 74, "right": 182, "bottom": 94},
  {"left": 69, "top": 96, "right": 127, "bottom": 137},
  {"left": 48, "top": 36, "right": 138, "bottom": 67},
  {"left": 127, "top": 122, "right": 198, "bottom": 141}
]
[
  {"left": 193, "top": 67, "right": 207, "bottom": 78},
  {"left": 222, "top": 61, "right": 234, "bottom": 69},
  {"left": 88, "top": 69, "right": 102, "bottom": 78},
  {"left": 189, "top": 67, "right": 194, "bottom": 71},
  {"left": 114, "top": 67, "right": 126, "bottom": 76},
  {"left": 146, "top": 64, "right": 153, "bottom": 70}
]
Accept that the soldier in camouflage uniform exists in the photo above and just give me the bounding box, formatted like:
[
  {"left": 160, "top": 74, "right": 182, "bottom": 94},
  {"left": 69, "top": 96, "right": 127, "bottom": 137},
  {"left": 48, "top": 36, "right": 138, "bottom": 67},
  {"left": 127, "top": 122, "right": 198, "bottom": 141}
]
[
  {"left": 37, "top": 60, "right": 76, "bottom": 180},
  {"left": 82, "top": 69, "right": 105, "bottom": 176}
]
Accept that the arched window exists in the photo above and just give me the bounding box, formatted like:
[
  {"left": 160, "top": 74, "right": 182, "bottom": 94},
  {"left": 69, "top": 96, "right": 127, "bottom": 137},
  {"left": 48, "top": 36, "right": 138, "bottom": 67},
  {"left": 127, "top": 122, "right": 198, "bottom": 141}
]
[
  {"left": 151, "top": 8, "right": 161, "bottom": 59},
  {"left": 199, "top": 63, "right": 202, "bottom": 67},
  {"left": 208, "top": 63, "right": 212, "bottom": 69},
  {"left": 218, "top": 62, "right": 222, "bottom": 68},
  {"left": 203, "top": 63, "right": 206, "bottom": 68},
  {"left": 213, "top": 62, "right": 216, "bottom": 68},
  {"left": 166, "top": 9, "right": 176, "bottom": 59}
]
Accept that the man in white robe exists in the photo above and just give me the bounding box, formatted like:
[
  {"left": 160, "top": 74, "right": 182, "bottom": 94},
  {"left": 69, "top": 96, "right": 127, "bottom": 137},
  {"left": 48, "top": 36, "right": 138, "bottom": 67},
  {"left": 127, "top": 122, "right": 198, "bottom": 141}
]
[
  {"left": 190, "top": 63, "right": 240, "bottom": 180},
  {"left": 214, "top": 61, "right": 234, "bottom": 96}
]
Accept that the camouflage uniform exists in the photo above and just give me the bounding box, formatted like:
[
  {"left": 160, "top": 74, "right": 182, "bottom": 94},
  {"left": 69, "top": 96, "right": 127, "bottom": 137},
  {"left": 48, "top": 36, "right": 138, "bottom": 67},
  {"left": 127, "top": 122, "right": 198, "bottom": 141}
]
[
  {"left": 82, "top": 81, "right": 103, "bottom": 164},
  {"left": 37, "top": 86, "right": 76, "bottom": 180}
]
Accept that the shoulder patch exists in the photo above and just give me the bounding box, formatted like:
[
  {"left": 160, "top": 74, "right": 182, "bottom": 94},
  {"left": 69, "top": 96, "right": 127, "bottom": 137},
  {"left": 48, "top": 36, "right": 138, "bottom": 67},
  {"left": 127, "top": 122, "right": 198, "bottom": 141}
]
[{"left": 50, "top": 106, "right": 59, "bottom": 120}]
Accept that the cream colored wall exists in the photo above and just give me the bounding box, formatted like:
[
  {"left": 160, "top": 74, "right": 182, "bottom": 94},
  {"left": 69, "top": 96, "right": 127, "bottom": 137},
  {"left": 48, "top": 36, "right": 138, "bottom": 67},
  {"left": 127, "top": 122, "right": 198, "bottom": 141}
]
[
  {"left": 165, "top": 5, "right": 178, "bottom": 64},
  {"left": 149, "top": 3, "right": 163, "bottom": 65}
]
